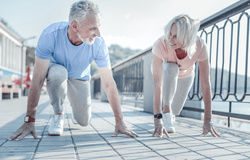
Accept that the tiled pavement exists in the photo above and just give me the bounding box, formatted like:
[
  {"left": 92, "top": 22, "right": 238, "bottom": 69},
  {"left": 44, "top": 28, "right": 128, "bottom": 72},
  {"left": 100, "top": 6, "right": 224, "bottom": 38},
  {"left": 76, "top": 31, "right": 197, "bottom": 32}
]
[{"left": 0, "top": 95, "right": 250, "bottom": 160}]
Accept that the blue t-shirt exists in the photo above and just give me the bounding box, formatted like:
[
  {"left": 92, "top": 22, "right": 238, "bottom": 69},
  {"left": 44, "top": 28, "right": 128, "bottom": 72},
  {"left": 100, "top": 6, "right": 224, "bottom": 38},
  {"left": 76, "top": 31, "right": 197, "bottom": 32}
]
[{"left": 35, "top": 22, "right": 111, "bottom": 80}]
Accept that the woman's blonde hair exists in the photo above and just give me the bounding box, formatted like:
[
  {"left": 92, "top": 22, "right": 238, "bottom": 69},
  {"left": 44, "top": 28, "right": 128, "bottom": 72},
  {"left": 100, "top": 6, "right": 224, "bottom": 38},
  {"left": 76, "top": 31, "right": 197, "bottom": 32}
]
[{"left": 164, "top": 14, "right": 200, "bottom": 58}]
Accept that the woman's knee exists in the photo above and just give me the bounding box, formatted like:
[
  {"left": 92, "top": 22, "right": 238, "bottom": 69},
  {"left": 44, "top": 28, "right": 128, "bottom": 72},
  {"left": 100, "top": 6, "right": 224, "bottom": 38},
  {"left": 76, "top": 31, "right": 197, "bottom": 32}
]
[
  {"left": 171, "top": 101, "right": 186, "bottom": 115},
  {"left": 164, "top": 62, "right": 179, "bottom": 76},
  {"left": 172, "top": 108, "right": 182, "bottom": 116}
]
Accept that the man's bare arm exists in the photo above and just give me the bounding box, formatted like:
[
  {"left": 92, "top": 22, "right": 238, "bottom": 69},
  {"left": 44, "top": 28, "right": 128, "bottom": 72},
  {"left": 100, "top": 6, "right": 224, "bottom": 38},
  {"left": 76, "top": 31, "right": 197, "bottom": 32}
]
[
  {"left": 9, "top": 57, "right": 50, "bottom": 140},
  {"left": 98, "top": 67, "right": 138, "bottom": 137},
  {"left": 27, "top": 57, "right": 50, "bottom": 118}
]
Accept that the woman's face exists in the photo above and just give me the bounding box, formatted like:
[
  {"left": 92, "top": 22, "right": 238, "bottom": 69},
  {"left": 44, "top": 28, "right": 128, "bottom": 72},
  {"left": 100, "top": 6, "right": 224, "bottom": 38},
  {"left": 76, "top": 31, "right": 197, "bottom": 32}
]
[{"left": 167, "top": 23, "right": 183, "bottom": 49}]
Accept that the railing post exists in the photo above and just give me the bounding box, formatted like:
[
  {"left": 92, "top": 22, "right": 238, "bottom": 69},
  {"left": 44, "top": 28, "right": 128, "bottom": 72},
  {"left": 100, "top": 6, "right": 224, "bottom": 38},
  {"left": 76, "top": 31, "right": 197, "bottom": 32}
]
[
  {"left": 143, "top": 51, "right": 154, "bottom": 113},
  {"left": 228, "top": 101, "right": 232, "bottom": 127}
]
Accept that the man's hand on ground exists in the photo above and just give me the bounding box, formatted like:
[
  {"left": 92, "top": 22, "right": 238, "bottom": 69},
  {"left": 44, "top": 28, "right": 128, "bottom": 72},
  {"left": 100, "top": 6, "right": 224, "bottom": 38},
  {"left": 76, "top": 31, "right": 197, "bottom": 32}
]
[
  {"left": 112, "top": 121, "right": 138, "bottom": 138},
  {"left": 9, "top": 122, "right": 39, "bottom": 141}
]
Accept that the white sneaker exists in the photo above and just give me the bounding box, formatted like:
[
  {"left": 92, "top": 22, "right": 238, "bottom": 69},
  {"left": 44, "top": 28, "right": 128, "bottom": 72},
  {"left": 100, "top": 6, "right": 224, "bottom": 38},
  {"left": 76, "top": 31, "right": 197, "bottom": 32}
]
[
  {"left": 162, "top": 112, "right": 175, "bottom": 133},
  {"left": 48, "top": 115, "right": 64, "bottom": 136}
]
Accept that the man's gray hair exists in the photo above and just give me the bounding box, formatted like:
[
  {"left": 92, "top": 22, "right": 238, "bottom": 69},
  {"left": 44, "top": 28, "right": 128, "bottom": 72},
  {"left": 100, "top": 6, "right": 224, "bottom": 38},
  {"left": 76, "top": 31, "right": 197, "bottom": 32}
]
[{"left": 69, "top": 0, "right": 99, "bottom": 24}]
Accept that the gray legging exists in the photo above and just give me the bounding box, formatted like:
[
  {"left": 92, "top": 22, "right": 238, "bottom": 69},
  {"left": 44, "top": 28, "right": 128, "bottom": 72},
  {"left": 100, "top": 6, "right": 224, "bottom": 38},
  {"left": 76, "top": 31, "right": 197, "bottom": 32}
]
[
  {"left": 162, "top": 62, "right": 194, "bottom": 115},
  {"left": 46, "top": 63, "right": 91, "bottom": 126}
]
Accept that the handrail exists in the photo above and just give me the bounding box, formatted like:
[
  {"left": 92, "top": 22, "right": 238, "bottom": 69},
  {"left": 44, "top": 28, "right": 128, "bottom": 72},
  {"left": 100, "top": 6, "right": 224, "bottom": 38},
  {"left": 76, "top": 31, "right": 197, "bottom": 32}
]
[{"left": 200, "top": 0, "right": 250, "bottom": 29}]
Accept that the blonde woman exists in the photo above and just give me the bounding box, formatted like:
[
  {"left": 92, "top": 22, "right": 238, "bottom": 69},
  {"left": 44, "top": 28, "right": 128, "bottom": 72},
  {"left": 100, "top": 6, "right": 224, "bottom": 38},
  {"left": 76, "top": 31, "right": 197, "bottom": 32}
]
[{"left": 152, "top": 14, "right": 220, "bottom": 137}]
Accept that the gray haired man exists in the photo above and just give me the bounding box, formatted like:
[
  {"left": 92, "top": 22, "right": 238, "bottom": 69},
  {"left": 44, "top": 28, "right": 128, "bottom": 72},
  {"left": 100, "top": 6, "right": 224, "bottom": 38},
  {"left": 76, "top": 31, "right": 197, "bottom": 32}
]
[{"left": 10, "top": 0, "right": 137, "bottom": 140}]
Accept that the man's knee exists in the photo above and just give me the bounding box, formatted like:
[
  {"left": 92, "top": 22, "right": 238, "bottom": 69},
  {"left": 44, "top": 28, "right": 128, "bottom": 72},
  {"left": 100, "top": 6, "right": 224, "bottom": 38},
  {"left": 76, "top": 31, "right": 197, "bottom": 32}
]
[
  {"left": 75, "top": 116, "right": 90, "bottom": 126},
  {"left": 47, "top": 65, "right": 68, "bottom": 84},
  {"left": 73, "top": 107, "right": 91, "bottom": 127}
]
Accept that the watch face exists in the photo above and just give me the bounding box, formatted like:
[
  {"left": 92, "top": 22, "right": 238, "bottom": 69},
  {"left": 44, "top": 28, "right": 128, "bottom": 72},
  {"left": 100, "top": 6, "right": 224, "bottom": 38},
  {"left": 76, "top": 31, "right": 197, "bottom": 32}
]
[
  {"left": 154, "top": 113, "right": 162, "bottom": 119},
  {"left": 157, "top": 114, "right": 162, "bottom": 119},
  {"left": 24, "top": 116, "right": 29, "bottom": 122}
]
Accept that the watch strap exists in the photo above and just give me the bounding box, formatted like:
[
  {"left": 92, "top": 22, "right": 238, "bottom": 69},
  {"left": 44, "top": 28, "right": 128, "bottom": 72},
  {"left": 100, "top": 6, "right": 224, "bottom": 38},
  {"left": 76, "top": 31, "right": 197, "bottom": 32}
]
[{"left": 25, "top": 115, "right": 35, "bottom": 123}]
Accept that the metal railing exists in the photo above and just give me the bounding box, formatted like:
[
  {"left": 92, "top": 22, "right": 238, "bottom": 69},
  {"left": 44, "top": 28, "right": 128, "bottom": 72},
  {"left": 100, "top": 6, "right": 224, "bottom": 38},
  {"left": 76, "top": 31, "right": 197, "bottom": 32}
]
[
  {"left": 113, "top": 57, "right": 144, "bottom": 93},
  {"left": 189, "top": 0, "right": 250, "bottom": 102},
  {"left": 184, "top": 0, "right": 250, "bottom": 127},
  {"left": 92, "top": 48, "right": 150, "bottom": 98}
]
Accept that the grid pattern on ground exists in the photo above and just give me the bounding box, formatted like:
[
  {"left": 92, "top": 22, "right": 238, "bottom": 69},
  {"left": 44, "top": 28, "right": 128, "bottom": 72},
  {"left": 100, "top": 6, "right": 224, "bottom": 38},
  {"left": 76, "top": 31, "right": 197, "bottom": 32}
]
[{"left": 0, "top": 97, "right": 249, "bottom": 160}]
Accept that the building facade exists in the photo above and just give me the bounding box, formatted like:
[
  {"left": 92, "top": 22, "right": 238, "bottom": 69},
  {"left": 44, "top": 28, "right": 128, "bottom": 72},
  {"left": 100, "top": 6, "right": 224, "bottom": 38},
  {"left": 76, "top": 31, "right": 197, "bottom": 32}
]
[
  {"left": 0, "top": 18, "right": 27, "bottom": 99},
  {"left": 0, "top": 19, "right": 25, "bottom": 83}
]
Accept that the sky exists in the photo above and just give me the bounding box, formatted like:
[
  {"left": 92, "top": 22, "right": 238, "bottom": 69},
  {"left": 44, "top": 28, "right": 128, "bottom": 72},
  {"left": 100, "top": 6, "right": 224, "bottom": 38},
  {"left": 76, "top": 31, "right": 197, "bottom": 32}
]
[{"left": 0, "top": 0, "right": 237, "bottom": 50}]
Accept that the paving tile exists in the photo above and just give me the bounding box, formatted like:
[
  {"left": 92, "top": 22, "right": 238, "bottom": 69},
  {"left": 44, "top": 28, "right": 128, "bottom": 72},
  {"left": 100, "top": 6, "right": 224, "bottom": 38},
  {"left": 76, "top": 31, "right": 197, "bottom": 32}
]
[
  {"left": 0, "top": 153, "right": 33, "bottom": 160},
  {"left": 226, "top": 145, "right": 250, "bottom": 154},
  {"left": 197, "top": 148, "right": 234, "bottom": 157},
  {"left": 165, "top": 151, "right": 205, "bottom": 160},
  {"left": 0, "top": 146, "right": 35, "bottom": 153},
  {"left": 39, "top": 139, "right": 73, "bottom": 146},
  {"left": 3, "top": 140, "right": 39, "bottom": 147},
  {"left": 212, "top": 154, "right": 248, "bottom": 160},
  {"left": 77, "top": 147, "right": 120, "bottom": 160},
  {"left": 34, "top": 152, "right": 76, "bottom": 159}
]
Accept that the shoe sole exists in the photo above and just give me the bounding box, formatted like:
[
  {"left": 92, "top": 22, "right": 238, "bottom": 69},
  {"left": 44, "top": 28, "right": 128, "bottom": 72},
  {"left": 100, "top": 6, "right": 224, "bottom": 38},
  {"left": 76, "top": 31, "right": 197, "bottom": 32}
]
[
  {"left": 48, "top": 133, "right": 62, "bottom": 136},
  {"left": 167, "top": 130, "right": 175, "bottom": 133},
  {"left": 166, "top": 128, "right": 175, "bottom": 133}
]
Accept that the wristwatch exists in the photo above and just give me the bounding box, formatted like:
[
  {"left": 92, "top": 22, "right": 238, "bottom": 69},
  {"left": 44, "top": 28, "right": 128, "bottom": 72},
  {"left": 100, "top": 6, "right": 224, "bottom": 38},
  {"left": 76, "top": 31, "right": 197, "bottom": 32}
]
[
  {"left": 154, "top": 113, "right": 162, "bottom": 119},
  {"left": 24, "top": 115, "right": 35, "bottom": 123}
]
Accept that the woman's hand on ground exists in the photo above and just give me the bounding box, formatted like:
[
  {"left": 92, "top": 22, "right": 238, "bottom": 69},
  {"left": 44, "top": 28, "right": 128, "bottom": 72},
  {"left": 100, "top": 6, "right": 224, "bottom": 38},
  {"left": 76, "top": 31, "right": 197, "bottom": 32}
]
[
  {"left": 153, "top": 119, "right": 169, "bottom": 138},
  {"left": 202, "top": 121, "right": 220, "bottom": 137}
]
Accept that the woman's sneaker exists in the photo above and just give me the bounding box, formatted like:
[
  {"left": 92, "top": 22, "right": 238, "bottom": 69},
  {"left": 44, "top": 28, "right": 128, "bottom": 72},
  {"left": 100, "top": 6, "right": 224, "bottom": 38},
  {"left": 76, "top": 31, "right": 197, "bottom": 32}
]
[
  {"left": 162, "top": 112, "right": 175, "bottom": 133},
  {"left": 48, "top": 115, "right": 64, "bottom": 136}
]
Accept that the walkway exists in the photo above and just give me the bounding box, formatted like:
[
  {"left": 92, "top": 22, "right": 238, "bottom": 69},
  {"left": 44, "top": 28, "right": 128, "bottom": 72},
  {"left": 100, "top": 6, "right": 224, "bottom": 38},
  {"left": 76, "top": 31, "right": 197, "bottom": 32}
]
[{"left": 0, "top": 95, "right": 250, "bottom": 160}]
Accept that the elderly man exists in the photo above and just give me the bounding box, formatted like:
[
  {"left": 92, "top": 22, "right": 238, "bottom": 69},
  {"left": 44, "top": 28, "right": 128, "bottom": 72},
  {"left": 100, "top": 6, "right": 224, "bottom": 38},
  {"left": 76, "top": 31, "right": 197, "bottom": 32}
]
[{"left": 10, "top": 0, "right": 137, "bottom": 140}]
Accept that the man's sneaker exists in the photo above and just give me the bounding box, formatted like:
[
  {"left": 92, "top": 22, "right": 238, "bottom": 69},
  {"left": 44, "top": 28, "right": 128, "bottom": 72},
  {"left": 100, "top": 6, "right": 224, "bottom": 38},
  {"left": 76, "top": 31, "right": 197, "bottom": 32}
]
[
  {"left": 162, "top": 112, "right": 175, "bottom": 133},
  {"left": 48, "top": 115, "right": 64, "bottom": 136}
]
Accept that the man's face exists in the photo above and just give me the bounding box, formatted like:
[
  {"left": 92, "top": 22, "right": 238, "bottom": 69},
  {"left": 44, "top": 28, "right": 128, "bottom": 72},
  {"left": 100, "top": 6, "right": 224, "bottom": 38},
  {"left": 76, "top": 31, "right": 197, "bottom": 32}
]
[{"left": 77, "top": 14, "right": 101, "bottom": 44}]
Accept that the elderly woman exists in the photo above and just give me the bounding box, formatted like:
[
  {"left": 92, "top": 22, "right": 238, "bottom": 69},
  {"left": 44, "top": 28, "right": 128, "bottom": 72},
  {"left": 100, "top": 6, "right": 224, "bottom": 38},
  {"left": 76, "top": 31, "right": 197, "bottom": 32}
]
[{"left": 152, "top": 14, "right": 220, "bottom": 137}]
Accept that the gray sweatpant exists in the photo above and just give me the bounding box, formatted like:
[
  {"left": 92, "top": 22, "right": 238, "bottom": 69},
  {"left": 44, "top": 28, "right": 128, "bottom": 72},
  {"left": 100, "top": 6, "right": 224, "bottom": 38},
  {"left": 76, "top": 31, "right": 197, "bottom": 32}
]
[
  {"left": 162, "top": 62, "right": 194, "bottom": 115},
  {"left": 46, "top": 63, "right": 91, "bottom": 126}
]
